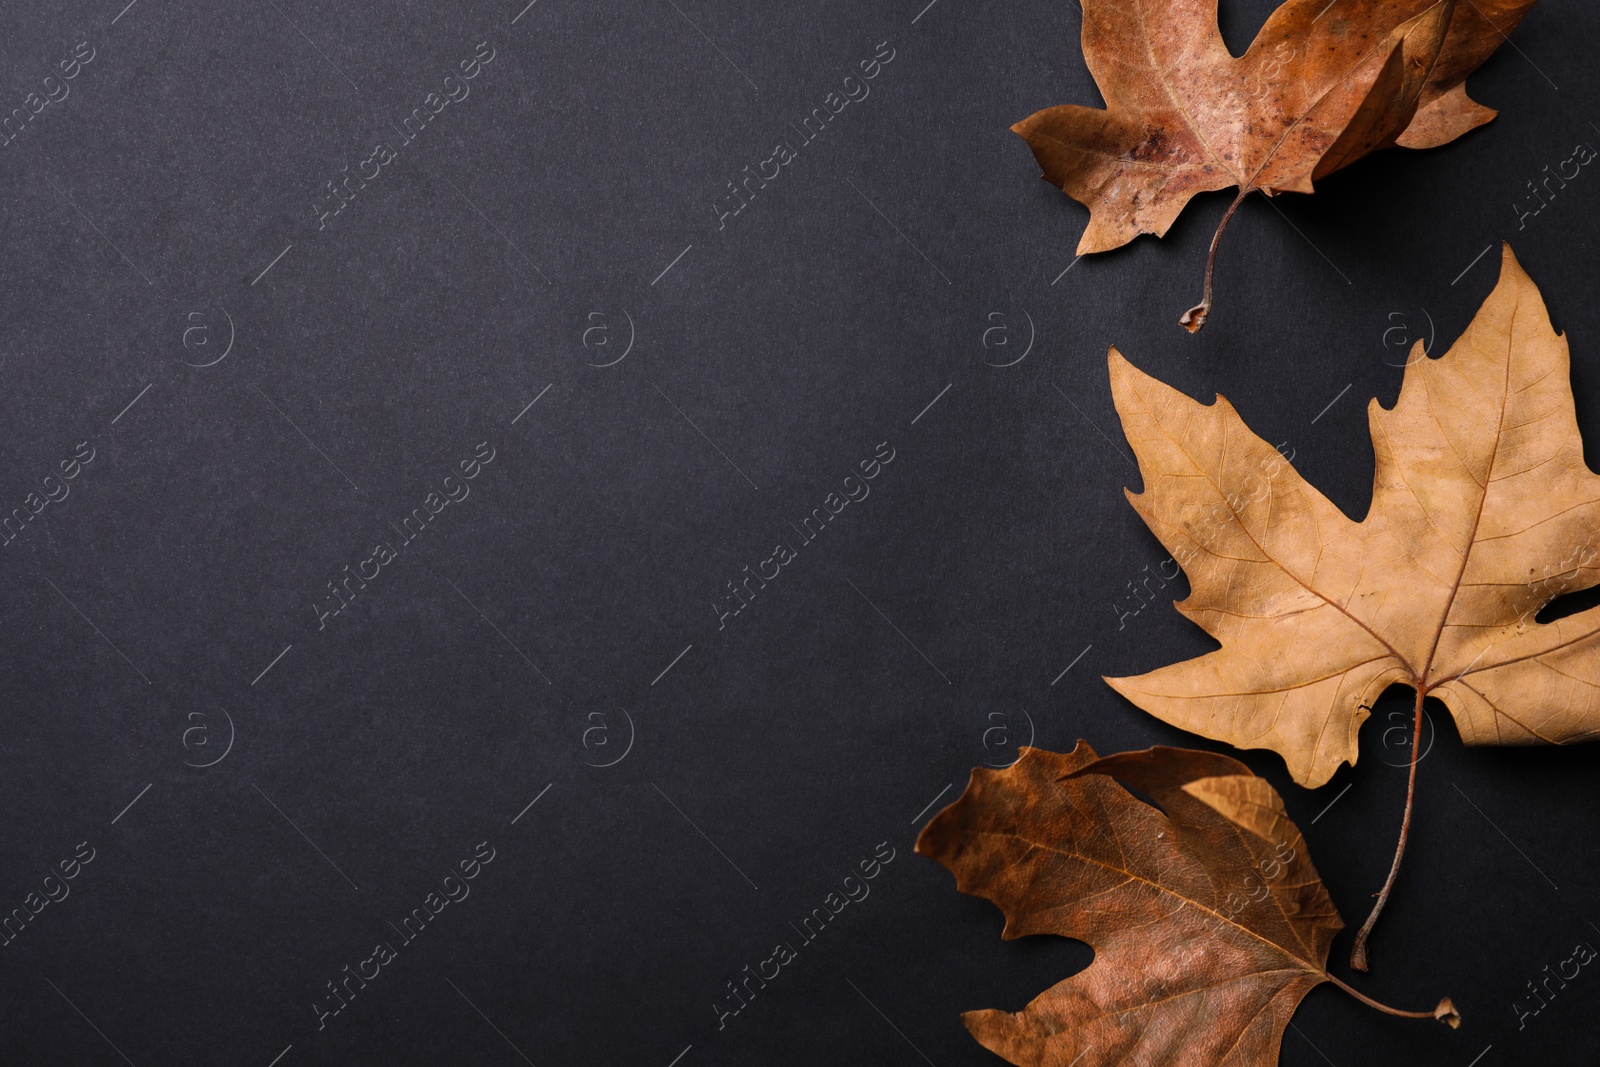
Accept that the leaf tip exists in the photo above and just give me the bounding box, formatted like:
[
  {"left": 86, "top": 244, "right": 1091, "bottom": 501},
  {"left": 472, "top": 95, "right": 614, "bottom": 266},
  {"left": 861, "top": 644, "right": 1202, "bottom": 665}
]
[
  {"left": 1105, "top": 346, "right": 1150, "bottom": 395},
  {"left": 1498, "top": 239, "right": 1522, "bottom": 277},
  {"left": 1102, "top": 674, "right": 1134, "bottom": 700}
]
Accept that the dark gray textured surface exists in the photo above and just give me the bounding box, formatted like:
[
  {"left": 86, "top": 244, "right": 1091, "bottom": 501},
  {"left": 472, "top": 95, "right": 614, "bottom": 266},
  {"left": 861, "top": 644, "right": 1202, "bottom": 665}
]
[{"left": 0, "top": 0, "right": 1596, "bottom": 1063}]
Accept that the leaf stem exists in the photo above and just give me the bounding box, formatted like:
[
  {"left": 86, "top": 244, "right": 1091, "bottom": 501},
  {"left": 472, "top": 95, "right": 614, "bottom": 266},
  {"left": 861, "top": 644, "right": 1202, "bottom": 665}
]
[
  {"left": 1326, "top": 972, "right": 1458, "bottom": 1027},
  {"left": 1180, "top": 186, "right": 1250, "bottom": 334},
  {"left": 1350, "top": 684, "right": 1425, "bottom": 971}
]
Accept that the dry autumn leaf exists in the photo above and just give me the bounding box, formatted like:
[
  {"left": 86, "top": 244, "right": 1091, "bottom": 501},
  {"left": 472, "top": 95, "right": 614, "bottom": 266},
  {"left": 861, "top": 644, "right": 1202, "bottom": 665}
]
[
  {"left": 1104, "top": 245, "right": 1598, "bottom": 967},
  {"left": 916, "top": 743, "right": 1455, "bottom": 1067},
  {"left": 1013, "top": 0, "right": 1535, "bottom": 330}
]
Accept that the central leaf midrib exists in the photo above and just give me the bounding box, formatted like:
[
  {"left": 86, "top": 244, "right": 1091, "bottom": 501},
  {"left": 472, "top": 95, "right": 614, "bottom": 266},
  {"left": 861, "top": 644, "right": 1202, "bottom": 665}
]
[
  {"left": 1421, "top": 281, "right": 1521, "bottom": 689},
  {"left": 979, "top": 828, "right": 1326, "bottom": 970}
]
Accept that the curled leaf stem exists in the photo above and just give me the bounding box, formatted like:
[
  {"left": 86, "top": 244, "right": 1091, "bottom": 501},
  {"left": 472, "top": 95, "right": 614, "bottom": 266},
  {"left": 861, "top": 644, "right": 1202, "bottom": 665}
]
[
  {"left": 1180, "top": 186, "right": 1251, "bottom": 334},
  {"left": 1326, "top": 972, "right": 1458, "bottom": 1026},
  {"left": 1350, "top": 683, "right": 1426, "bottom": 972}
]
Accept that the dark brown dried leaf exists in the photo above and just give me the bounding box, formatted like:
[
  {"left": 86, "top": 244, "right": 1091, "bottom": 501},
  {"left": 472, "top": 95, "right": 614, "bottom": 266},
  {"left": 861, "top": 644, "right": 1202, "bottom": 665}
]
[
  {"left": 1012, "top": 0, "right": 1534, "bottom": 328},
  {"left": 917, "top": 743, "right": 1453, "bottom": 1066}
]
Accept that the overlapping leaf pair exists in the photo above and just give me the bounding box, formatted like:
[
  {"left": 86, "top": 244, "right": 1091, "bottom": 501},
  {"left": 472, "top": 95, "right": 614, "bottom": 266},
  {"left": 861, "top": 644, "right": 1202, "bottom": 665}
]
[
  {"left": 918, "top": 743, "right": 1455, "bottom": 1067},
  {"left": 1014, "top": 0, "right": 1535, "bottom": 328},
  {"left": 922, "top": 248, "right": 1598, "bottom": 1064}
]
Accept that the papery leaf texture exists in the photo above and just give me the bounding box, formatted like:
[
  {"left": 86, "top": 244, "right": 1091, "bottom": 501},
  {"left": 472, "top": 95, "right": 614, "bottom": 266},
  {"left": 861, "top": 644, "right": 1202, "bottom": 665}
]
[
  {"left": 1105, "top": 246, "right": 1600, "bottom": 788},
  {"left": 917, "top": 743, "right": 1348, "bottom": 1066},
  {"left": 1014, "top": 0, "right": 1536, "bottom": 255}
]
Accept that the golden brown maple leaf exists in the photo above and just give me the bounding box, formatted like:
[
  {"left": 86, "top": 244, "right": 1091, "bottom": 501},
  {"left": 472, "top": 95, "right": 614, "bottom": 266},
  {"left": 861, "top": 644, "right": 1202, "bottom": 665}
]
[
  {"left": 1104, "top": 245, "right": 1599, "bottom": 964},
  {"left": 916, "top": 743, "right": 1454, "bottom": 1067},
  {"left": 1105, "top": 245, "right": 1600, "bottom": 786},
  {"left": 1013, "top": 0, "right": 1535, "bottom": 330}
]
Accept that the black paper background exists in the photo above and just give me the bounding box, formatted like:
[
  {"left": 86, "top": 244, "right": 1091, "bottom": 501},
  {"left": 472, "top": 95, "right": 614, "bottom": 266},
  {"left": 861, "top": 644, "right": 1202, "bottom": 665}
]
[{"left": 0, "top": 0, "right": 1597, "bottom": 1064}]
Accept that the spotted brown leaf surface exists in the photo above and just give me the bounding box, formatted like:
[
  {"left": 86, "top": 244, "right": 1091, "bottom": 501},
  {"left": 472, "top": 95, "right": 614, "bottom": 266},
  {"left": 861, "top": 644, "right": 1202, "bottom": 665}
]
[
  {"left": 1105, "top": 246, "right": 1600, "bottom": 788},
  {"left": 915, "top": 743, "right": 1346, "bottom": 1066},
  {"left": 1014, "top": 0, "right": 1533, "bottom": 255}
]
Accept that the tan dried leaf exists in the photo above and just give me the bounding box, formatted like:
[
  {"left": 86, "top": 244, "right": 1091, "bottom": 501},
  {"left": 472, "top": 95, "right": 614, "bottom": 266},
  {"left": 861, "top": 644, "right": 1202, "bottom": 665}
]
[{"left": 1106, "top": 245, "right": 1600, "bottom": 788}]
